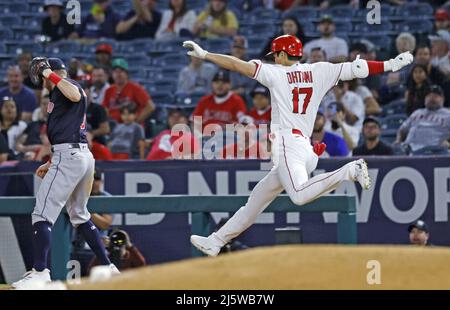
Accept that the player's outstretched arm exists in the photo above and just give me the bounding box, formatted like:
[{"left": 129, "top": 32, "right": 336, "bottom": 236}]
[
  {"left": 342, "top": 52, "right": 414, "bottom": 80},
  {"left": 42, "top": 68, "right": 81, "bottom": 102},
  {"left": 182, "top": 41, "right": 257, "bottom": 78}
]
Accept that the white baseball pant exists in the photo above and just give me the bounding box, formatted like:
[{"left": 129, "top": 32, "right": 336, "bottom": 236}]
[{"left": 214, "top": 129, "right": 357, "bottom": 245}]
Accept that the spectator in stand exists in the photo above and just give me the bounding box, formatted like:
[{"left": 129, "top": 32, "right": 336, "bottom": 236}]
[
  {"left": 0, "top": 66, "right": 37, "bottom": 122},
  {"left": 41, "top": 0, "right": 75, "bottom": 42},
  {"left": 261, "top": 16, "right": 306, "bottom": 58},
  {"left": 346, "top": 78, "right": 381, "bottom": 116},
  {"left": 396, "top": 32, "right": 417, "bottom": 54},
  {"left": 147, "top": 109, "right": 200, "bottom": 160},
  {"left": 229, "top": 35, "right": 256, "bottom": 96},
  {"left": 428, "top": 30, "right": 450, "bottom": 77},
  {"left": 102, "top": 58, "right": 155, "bottom": 123},
  {"left": 323, "top": 81, "right": 365, "bottom": 130},
  {"left": 90, "top": 66, "right": 110, "bottom": 105},
  {"left": 108, "top": 104, "right": 146, "bottom": 160},
  {"left": 0, "top": 134, "right": 8, "bottom": 163},
  {"left": 303, "top": 15, "right": 348, "bottom": 63},
  {"left": 84, "top": 87, "right": 110, "bottom": 145},
  {"left": 248, "top": 85, "right": 271, "bottom": 126},
  {"left": 17, "top": 52, "right": 40, "bottom": 91},
  {"left": 177, "top": 55, "right": 216, "bottom": 95},
  {"left": 87, "top": 131, "right": 113, "bottom": 160},
  {"left": 192, "top": 70, "right": 247, "bottom": 131},
  {"left": 116, "top": 0, "right": 162, "bottom": 40},
  {"left": 413, "top": 44, "right": 448, "bottom": 90},
  {"left": 193, "top": 0, "right": 239, "bottom": 39},
  {"left": 396, "top": 85, "right": 450, "bottom": 153},
  {"left": 0, "top": 97, "right": 27, "bottom": 160},
  {"left": 434, "top": 8, "right": 449, "bottom": 32},
  {"left": 324, "top": 101, "right": 360, "bottom": 151},
  {"left": 383, "top": 33, "right": 417, "bottom": 90},
  {"left": 95, "top": 44, "right": 113, "bottom": 76},
  {"left": 16, "top": 92, "right": 50, "bottom": 160},
  {"left": 155, "top": 0, "right": 197, "bottom": 40},
  {"left": 311, "top": 112, "right": 349, "bottom": 157},
  {"left": 70, "top": 0, "right": 120, "bottom": 39},
  {"left": 309, "top": 47, "right": 326, "bottom": 64},
  {"left": 405, "top": 64, "right": 431, "bottom": 116},
  {"left": 353, "top": 117, "right": 394, "bottom": 156}
]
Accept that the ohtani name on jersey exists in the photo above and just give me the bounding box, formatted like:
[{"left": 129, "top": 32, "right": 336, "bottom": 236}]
[{"left": 286, "top": 71, "right": 313, "bottom": 84}]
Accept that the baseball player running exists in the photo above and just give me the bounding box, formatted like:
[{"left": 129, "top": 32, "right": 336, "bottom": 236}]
[
  {"left": 12, "top": 58, "right": 119, "bottom": 289},
  {"left": 184, "top": 35, "right": 413, "bottom": 256}
]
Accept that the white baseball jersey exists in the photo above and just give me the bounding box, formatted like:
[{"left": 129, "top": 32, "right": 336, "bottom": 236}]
[{"left": 250, "top": 60, "right": 354, "bottom": 137}]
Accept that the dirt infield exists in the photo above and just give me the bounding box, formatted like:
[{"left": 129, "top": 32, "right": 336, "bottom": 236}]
[{"left": 70, "top": 245, "right": 450, "bottom": 290}]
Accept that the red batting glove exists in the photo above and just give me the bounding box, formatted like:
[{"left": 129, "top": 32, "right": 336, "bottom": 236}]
[{"left": 313, "top": 141, "right": 326, "bottom": 156}]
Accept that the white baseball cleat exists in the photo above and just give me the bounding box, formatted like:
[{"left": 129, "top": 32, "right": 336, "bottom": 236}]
[
  {"left": 11, "top": 268, "right": 51, "bottom": 290},
  {"left": 190, "top": 235, "right": 222, "bottom": 257},
  {"left": 109, "top": 264, "right": 120, "bottom": 275},
  {"left": 354, "top": 159, "right": 371, "bottom": 190}
]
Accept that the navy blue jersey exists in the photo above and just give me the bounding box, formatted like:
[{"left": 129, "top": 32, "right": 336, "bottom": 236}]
[{"left": 47, "top": 79, "right": 87, "bottom": 145}]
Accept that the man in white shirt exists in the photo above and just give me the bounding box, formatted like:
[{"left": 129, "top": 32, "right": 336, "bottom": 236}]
[
  {"left": 324, "top": 101, "right": 360, "bottom": 151},
  {"left": 90, "top": 66, "right": 110, "bottom": 105},
  {"left": 303, "top": 15, "right": 348, "bottom": 63},
  {"left": 322, "top": 81, "right": 365, "bottom": 130}
]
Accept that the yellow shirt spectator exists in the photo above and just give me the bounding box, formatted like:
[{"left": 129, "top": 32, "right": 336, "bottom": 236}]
[{"left": 195, "top": 9, "right": 238, "bottom": 39}]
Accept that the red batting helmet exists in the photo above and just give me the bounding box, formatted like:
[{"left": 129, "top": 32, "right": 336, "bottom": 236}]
[{"left": 266, "top": 35, "right": 303, "bottom": 57}]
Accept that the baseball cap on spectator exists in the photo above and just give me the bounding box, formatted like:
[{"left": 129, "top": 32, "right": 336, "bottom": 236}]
[
  {"left": 112, "top": 58, "right": 129, "bottom": 71},
  {"left": 213, "top": 70, "right": 230, "bottom": 82},
  {"left": 232, "top": 35, "right": 248, "bottom": 49},
  {"left": 363, "top": 116, "right": 381, "bottom": 127},
  {"left": 428, "top": 30, "right": 450, "bottom": 46},
  {"left": 250, "top": 85, "right": 270, "bottom": 98},
  {"left": 408, "top": 220, "right": 428, "bottom": 233},
  {"left": 319, "top": 15, "right": 334, "bottom": 24},
  {"left": 435, "top": 8, "right": 450, "bottom": 21},
  {"left": 96, "top": 44, "right": 113, "bottom": 55},
  {"left": 427, "top": 84, "right": 444, "bottom": 96},
  {"left": 43, "top": 0, "right": 63, "bottom": 10}
]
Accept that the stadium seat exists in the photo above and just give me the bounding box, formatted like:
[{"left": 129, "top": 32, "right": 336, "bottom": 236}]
[
  {"left": 395, "top": 3, "right": 434, "bottom": 19},
  {"left": 203, "top": 38, "right": 232, "bottom": 54},
  {"left": 282, "top": 6, "right": 318, "bottom": 21},
  {"left": 119, "top": 39, "right": 154, "bottom": 54},
  {"left": 2, "top": 3, "right": 28, "bottom": 14},
  {"left": 124, "top": 54, "right": 151, "bottom": 68},
  {"left": 148, "top": 91, "right": 175, "bottom": 106},
  {"left": 152, "top": 38, "right": 185, "bottom": 52},
  {"left": 353, "top": 21, "right": 392, "bottom": 34},
  {"left": 380, "top": 114, "right": 407, "bottom": 131},
  {"left": 334, "top": 21, "right": 353, "bottom": 33},
  {"left": 382, "top": 99, "right": 406, "bottom": 116},
  {"left": 247, "top": 7, "right": 281, "bottom": 23},
  {"left": 46, "top": 40, "right": 82, "bottom": 54},
  {"left": 20, "top": 12, "right": 46, "bottom": 28},
  {"left": 380, "top": 129, "right": 398, "bottom": 145},
  {"left": 0, "top": 15, "right": 22, "bottom": 27},
  {"left": 152, "top": 53, "right": 189, "bottom": 68},
  {"left": 412, "top": 145, "right": 449, "bottom": 156},
  {"left": 325, "top": 5, "right": 355, "bottom": 21},
  {"left": 394, "top": 20, "right": 434, "bottom": 34}
]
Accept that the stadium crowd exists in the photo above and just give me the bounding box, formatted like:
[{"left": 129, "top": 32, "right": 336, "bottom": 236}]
[{"left": 0, "top": 0, "right": 449, "bottom": 163}]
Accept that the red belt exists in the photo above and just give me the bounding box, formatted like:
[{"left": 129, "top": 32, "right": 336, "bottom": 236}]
[{"left": 292, "top": 129, "right": 304, "bottom": 137}]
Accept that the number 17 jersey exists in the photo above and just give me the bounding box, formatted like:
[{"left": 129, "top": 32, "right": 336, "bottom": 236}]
[{"left": 251, "top": 60, "right": 345, "bottom": 137}]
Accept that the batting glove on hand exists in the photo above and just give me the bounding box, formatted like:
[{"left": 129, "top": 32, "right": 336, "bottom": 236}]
[
  {"left": 182, "top": 40, "right": 208, "bottom": 59},
  {"left": 351, "top": 55, "right": 369, "bottom": 79},
  {"left": 387, "top": 51, "right": 413, "bottom": 72}
]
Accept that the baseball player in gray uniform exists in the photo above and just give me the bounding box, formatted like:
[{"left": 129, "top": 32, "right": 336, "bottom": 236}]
[{"left": 12, "top": 57, "right": 119, "bottom": 289}]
